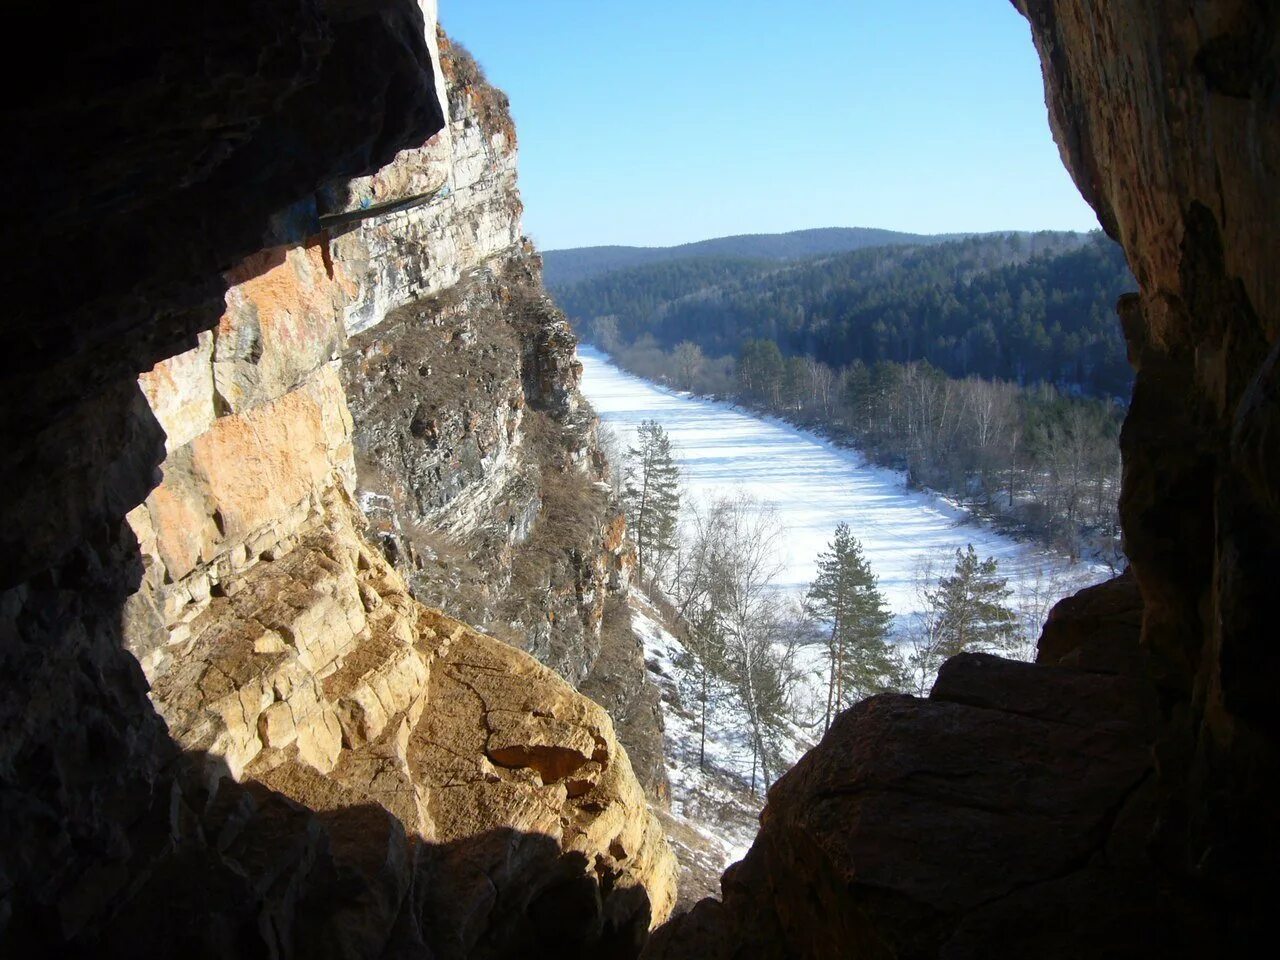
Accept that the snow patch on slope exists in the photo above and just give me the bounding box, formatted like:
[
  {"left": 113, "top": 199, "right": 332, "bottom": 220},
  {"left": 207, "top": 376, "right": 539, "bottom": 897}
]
[{"left": 631, "top": 594, "right": 762, "bottom": 870}]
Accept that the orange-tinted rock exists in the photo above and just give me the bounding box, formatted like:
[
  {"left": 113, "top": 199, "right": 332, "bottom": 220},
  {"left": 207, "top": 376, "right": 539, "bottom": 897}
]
[
  {"left": 215, "top": 241, "right": 353, "bottom": 413},
  {"left": 133, "top": 364, "right": 354, "bottom": 589},
  {"left": 141, "top": 490, "right": 676, "bottom": 957},
  {"left": 138, "top": 330, "right": 218, "bottom": 453},
  {"left": 0, "top": 0, "right": 445, "bottom": 587}
]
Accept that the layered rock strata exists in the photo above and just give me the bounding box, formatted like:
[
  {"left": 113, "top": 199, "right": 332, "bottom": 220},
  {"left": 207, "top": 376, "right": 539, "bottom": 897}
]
[
  {"left": 2, "top": 2, "right": 443, "bottom": 950},
  {"left": 143, "top": 490, "right": 674, "bottom": 958},
  {"left": 342, "top": 252, "right": 630, "bottom": 687},
  {"left": 325, "top": 32, "right": 657, "bottom": 785}
]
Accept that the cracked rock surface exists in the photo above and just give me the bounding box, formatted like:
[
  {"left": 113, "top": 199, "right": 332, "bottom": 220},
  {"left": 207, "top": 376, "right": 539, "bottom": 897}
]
[{"left": 149, "top": 494, "right": 675, "bottom": 959}]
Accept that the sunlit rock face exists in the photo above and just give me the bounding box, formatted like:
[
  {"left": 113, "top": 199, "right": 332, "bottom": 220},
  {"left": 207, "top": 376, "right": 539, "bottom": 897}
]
[
  {"left": 136, "top": 488, "right": 674, "bottom": 958},
  {"left": 1, "top": 2, "right": 674, "bottom": 956},
  {"left": 646, "top": 2, "right": 1278, "bottom": 957},
  {"left": 327, "top": 30, "right": 525, "bottom": 337},
  {"left": 328, "top": 32, "right": 635, "bottom": 692}
]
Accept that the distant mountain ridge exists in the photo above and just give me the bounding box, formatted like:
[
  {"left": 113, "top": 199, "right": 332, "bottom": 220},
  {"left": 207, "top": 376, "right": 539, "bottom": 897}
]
[
  {"left": 542, "top": 227, "right": 967, "bottom": 288},
  {"left": 554, "top": 230, "right": 1134, "bottom": 399}
]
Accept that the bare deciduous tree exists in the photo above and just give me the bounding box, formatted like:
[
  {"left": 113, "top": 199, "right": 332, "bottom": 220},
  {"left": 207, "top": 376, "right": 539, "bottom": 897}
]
[
  {"left": 673, "top": 341, "right": 705, "bottom": 391},
  {"left": 677, "top": 493, "right": 801, "bottom": 792}
]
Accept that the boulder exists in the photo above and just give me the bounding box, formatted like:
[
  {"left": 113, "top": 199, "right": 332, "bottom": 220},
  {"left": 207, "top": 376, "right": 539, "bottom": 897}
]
[{"left": 647, "top": 648, "right": 1206, "bottom": 959}]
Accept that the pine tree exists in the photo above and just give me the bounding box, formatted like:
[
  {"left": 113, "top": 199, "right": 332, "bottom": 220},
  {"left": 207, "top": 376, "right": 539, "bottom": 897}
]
[
  {"left": 931, "top": 544, "right": 1019, "bottom": 658},
  {"left": 623, "top": 420, "right": 680, "bottom": 582},
  {"left": 807, "top": 523, "right": 899, "bottom": 731}
]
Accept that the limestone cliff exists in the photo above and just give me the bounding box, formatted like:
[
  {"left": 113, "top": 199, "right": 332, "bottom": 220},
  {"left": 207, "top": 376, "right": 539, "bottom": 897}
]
[
  {"left": 331, "top": 34, "right": 661, "bottom": 791},
  {"left": 1, "top": 4, "right": 673, "bottom": 956},
  {"left": 123, "top": 29, "right": 637, "bottom": 698}
]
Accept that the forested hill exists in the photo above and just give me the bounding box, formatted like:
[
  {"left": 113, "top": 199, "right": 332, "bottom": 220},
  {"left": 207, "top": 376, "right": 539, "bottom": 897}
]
[
  {"left": 542, "top": 227, "right": 955, "bottom": 287},
  {"left": 556, "top": 231, "right": 1136, "bottom": 399}
]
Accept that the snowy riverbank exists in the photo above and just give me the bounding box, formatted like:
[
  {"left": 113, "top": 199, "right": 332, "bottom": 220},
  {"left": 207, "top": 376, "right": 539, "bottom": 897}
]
[
  {"left": 581, "top": 345, "right": 1115, "bottom": 878},
  {"left": 579, "top": 345, "right": 1109, "bottom": 616}
]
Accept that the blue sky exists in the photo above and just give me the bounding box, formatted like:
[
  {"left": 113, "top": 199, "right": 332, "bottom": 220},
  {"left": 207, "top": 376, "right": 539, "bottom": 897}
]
[{"left": 441, "top": 0, "right": 1099, "bottom": 251}]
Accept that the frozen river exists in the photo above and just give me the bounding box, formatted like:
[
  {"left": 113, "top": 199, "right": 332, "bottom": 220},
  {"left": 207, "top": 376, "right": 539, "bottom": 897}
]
[{"left": 578, "top": 346, "right": 1108, "bottom": 623}]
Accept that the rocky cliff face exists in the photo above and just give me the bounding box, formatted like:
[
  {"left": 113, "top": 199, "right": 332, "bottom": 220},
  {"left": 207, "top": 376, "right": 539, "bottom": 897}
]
[
  {"left": 123, "top": 27, "right": 636, "bottom": 701},
  {"left": 328, "top": 32, "right": 524, "bottom": 337},
  {"left": 1, "top": 4, "right": 673, "bottom": 956},
  {"left": 330, "top": 35, "right": 657, "bottom": 790},
  {"left": 342, "top": 253, "right": 626, "bottom": 686},
  {"left": 648, "top": 2, "right": 1279, "bottom": 955}
]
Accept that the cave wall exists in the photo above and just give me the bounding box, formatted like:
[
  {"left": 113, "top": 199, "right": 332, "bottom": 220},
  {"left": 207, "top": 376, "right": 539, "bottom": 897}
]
[
  {"left": 0, "top": 2, "right": 442, "bottom": 946},
  {"left": 1014, "top": 0, "right": 1279, "bottom": 923},
  {"left": 0, "top": 1, "right": 446, "bottom": 590},
  {"left": 0, "top": 2, "right": 675, "bottom": 955}
]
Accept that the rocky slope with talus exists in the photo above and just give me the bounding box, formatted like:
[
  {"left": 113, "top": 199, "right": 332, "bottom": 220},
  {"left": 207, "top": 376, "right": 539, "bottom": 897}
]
[{"left": 0, "top": 3, "right": 673, "bottom": 956}]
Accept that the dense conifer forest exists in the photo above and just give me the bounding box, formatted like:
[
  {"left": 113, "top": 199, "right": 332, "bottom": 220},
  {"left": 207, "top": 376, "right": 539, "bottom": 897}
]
[
  {"left": 554, "top": 232, "right": 1134, "bottom": 399},
  {"left": 556, "top": 232, "right": 1137, "bottom": 562}
]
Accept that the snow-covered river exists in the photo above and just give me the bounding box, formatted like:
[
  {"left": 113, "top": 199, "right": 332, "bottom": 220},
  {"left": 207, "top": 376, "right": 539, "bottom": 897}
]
[{"left": 578, "top": 346, "right": 1108, "bottom": 622}]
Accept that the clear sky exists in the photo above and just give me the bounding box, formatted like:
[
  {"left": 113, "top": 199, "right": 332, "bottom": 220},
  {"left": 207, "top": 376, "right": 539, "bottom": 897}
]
[{"left": 441, "top": 0, "right": 1100, "bottom": 251}]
